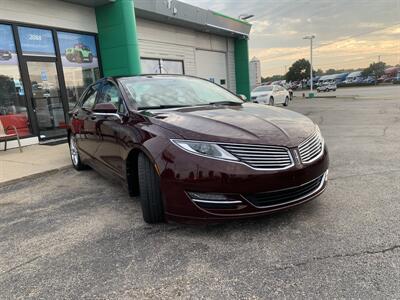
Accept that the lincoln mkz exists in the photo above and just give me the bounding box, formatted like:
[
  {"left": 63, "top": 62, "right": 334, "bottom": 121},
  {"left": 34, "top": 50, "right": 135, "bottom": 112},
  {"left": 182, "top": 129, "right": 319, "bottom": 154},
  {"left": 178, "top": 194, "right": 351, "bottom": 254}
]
[{"left": 68, "top": 75, "right": 329, "bottom": 223}]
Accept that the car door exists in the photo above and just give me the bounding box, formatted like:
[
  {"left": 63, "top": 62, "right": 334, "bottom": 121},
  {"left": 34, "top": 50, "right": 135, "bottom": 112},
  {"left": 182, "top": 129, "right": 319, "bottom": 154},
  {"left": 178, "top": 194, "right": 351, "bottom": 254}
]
[
  {"left": 93, "top": 80, "right": 128, "bottom": 178},
  {"left": 272, "top": 85, "right": 278, "bottom": 102},
  {"left": 275, "top": 86, "right": 283, "bottom": 103},
  {"left": 73, "top": 82, "right": 101, "bottom": 159}
]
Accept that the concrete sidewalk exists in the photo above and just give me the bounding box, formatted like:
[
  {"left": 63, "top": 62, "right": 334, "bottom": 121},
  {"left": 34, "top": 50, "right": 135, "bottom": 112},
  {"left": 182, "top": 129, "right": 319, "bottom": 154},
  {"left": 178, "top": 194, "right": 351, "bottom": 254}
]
[{"left": 0, "top": 143, "right": 71, "bottom": 185}]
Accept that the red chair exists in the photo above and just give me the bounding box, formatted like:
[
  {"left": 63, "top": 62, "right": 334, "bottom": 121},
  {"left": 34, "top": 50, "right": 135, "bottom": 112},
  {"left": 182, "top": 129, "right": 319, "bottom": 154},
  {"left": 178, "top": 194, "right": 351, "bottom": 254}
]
[{"left": 0, "top": 119, "right": 22, "bottom": 152}]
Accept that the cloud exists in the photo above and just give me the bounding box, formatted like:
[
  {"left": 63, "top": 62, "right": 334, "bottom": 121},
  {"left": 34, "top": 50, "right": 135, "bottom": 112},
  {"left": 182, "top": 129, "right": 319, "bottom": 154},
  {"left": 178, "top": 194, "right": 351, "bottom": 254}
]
[{"left": 180, "top": 0, "right": 400, "bottom": 76}]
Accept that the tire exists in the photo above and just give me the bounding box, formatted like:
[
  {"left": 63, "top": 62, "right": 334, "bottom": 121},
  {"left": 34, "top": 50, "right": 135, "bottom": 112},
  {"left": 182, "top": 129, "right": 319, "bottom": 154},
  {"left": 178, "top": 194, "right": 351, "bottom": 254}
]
[
  {"left": 66, "top": 53, "right": 74, "bottom": 62},
  {"left": 69, "top": 134, "right": 86, "bottom": 171},
  {"left": 138, "top": 153, "right": 164, "bottom": 223},
  {"left": 283, "top": 96, "right": 289, "bottom": 106},
  {"left": 269, "top": 97, "right": 274, "bottom": 106}
]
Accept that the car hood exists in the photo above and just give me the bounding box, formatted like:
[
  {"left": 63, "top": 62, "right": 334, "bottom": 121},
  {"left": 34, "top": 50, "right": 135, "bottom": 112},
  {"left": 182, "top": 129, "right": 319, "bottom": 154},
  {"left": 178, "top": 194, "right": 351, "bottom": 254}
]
[{"left": 144, "top": 103, "right": 316, "bottom": 147}]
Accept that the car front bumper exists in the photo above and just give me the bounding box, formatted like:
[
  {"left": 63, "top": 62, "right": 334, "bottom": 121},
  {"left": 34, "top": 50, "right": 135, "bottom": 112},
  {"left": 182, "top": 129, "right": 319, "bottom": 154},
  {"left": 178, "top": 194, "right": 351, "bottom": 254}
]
[{"left": 158, "top": 144, "right": 329, "bottom": 223}]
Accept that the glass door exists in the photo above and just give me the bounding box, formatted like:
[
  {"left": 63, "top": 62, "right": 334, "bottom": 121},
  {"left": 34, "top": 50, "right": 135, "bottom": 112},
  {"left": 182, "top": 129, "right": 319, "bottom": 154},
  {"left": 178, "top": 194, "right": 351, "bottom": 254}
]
[{"left": 26, "top": 61, "right": 66, "bottom": 140}]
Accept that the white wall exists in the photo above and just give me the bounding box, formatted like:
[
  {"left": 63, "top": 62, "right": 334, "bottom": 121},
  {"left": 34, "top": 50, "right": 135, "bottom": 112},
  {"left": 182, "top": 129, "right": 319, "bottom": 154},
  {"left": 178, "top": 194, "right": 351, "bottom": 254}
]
[
  {"left": 0, "top": 0, "right": 97, "bottom": 33},
  {"left": 249, "top": 58, "right": 261, "bottom": 89},
  {"left": 136, "top": 18, "right": 236, "bottom": 92}
]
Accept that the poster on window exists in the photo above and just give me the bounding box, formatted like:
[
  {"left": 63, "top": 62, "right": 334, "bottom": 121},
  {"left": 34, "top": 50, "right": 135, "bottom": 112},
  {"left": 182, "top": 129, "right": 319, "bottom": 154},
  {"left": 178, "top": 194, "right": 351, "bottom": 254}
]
[
  {"left": 18, "top": 27, "right": 56, "bottom": 57},
  {"left": 0, "top": 24, "right": 18, "bottom": 65},
  {"left": 57, "top": 32, "right": 98, "bottom": 69}
]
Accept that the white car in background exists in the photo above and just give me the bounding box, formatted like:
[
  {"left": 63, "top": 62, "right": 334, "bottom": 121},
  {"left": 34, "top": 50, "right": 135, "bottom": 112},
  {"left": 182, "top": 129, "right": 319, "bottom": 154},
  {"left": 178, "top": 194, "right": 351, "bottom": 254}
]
[
  {"left": 251, "top": 84, "right": 290, "bottom": 106},
  {"left": 317, "top": 82, "right": 337, "bottom": 92}
]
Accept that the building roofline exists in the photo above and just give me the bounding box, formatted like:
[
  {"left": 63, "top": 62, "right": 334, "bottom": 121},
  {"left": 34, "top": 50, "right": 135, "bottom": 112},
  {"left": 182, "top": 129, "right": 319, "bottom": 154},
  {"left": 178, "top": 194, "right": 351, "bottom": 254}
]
[{"left": 62, "top": 0, "right": 251, "bottom": 39}]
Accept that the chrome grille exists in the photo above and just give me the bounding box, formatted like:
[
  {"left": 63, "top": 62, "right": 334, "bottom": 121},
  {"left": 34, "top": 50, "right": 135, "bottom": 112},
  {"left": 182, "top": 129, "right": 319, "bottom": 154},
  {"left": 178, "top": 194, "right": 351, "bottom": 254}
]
[
  {"left": 219, "top": 143, "right": 293, "bottom": 170},
  {"left": 298, "top": 130, "right": 324, "bottom": 163}
]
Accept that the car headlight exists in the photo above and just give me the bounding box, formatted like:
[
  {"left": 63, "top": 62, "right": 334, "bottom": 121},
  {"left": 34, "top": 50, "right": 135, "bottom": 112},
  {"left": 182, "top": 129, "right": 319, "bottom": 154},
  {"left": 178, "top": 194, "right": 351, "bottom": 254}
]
[{"left": 171, "top": 139, "right": 238, "bottom": 161}]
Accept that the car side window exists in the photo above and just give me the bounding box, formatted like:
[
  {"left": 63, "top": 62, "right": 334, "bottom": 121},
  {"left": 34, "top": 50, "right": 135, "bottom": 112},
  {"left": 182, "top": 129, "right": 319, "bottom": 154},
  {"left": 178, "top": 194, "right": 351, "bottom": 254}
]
[
  {"left": 81, "top": 84, "right": 99, "bottom": 110},
  {"left": 98, "top": 82, "right": 126, "bottom": 114}
]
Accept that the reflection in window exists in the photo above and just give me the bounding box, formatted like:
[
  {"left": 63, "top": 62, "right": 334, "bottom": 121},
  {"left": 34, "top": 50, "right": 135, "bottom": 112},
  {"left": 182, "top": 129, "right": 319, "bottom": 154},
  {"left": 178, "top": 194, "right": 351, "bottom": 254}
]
[
  {"left": 57, "top": 32, "right": 100, "bottom": 110},
  {"left": 0, "top": 24, "right": 31, "bottom": 137}
]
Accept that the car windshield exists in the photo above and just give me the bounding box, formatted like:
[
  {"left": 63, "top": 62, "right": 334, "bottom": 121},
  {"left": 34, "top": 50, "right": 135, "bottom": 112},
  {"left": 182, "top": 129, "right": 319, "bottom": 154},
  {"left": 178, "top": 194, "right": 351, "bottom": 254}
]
[
  {"left": 253, "top": 86, "right": 273, "bottom": 92},
  {"left": 119, "top": 76, "right": 243, "bottom": 109}
]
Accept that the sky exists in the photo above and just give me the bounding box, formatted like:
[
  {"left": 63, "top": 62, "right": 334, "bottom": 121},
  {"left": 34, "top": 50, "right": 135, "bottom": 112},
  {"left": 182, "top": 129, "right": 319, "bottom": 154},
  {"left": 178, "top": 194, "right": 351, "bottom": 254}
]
[{"left": 180, "top": 0, "right": 400, "bottom": 77}]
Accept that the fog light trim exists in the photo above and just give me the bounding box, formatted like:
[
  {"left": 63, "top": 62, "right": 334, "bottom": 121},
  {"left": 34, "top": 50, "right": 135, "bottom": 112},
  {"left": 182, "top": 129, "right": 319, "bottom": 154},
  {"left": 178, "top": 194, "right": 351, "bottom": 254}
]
[
  {"left": 191, "top": 199, "right": 243, "bottom": 204},
  {"left": 187, "top": 192, "right": 243, "bottom": 204}
]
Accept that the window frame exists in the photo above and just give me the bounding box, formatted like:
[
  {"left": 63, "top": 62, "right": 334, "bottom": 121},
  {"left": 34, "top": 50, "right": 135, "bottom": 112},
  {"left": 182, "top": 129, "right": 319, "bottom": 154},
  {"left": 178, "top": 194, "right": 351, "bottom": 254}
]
[{"left": 80, "top": 82, "right": 101, "bottom": 111}]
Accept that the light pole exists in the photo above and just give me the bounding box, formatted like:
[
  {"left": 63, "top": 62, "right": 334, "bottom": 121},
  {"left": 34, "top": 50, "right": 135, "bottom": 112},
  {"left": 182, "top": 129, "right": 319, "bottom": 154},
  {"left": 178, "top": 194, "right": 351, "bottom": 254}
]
[{"left": 303, "top": 35, "right": 315, "bottom": 94}]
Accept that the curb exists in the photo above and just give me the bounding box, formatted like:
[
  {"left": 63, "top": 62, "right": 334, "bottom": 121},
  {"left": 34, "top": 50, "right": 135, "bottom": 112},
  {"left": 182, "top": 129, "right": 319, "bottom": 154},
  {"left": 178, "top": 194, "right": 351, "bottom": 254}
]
[
  {"left": 0, "top": 165, "right": 72, "bottom": 188},
  {"left": 306, "top": 95, "right": 337, "bottom": 99}
]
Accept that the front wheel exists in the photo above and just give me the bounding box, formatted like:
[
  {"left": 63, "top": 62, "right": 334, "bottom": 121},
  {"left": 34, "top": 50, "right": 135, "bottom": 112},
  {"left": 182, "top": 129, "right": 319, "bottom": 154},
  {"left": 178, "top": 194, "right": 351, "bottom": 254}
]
[
  {"left": 283, "top": 96, "right": 289, "bottom": 106},
  {"left": 69, "top": 134, "right": 86, "bottom": 170},
  {"left": 138, "top": 153, "right": 165, "bottom": 223},
  {"left": 269, "top": 97, "right": 274, "bottom": 106}
]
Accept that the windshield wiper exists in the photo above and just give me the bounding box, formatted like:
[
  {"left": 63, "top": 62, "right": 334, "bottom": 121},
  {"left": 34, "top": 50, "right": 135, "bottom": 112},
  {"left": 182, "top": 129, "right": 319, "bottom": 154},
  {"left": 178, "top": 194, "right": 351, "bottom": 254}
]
[
  {"left": 138, "top": 104, "right": 190, "bottom": 110},
  {"left": 208, "top": 101, "right": 242, "bottom": 106}
]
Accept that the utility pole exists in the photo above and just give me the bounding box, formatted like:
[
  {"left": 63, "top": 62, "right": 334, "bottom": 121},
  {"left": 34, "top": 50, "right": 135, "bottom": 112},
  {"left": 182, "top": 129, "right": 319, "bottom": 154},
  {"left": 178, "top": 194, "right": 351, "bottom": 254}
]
[{"left": 303, "top": 35, "right": 315, "bottom": 95}]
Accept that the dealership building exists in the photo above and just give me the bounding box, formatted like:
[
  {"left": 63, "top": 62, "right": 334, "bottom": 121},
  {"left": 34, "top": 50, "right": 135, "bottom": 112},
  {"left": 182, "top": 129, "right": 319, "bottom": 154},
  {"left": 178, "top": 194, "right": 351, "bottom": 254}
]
[{"left": 0, "top": 0, "right": 251, "bottom": 148}]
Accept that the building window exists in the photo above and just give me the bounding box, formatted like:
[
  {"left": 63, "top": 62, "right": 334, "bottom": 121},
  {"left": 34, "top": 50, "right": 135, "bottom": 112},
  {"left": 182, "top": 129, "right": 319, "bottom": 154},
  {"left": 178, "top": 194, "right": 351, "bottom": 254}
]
[
  {"left": 0, "top": 24, "right": 31, "bottom": 137},
  {"left": 17, "top": 26, "right": 56, "bottom": 57},
  {"left": 141, "top": 58, "right": 184, "bottom": 74},
  {"left": 57, "top": 31, "right": 100, "bottom": 110}
]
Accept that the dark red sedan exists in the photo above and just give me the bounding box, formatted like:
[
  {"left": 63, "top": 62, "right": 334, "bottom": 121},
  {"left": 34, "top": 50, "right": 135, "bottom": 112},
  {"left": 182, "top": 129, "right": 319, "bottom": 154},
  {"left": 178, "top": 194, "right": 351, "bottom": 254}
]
[{"left": 68, "top": 75, "right": 329, "bottom": 223}]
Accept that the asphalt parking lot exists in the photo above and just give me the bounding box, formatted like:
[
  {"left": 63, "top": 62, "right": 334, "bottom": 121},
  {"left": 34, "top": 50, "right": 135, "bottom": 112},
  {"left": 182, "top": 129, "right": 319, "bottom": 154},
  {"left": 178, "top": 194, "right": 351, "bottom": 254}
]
[{"left": 1, "top": 85, "right": 400, "bottom": 298}]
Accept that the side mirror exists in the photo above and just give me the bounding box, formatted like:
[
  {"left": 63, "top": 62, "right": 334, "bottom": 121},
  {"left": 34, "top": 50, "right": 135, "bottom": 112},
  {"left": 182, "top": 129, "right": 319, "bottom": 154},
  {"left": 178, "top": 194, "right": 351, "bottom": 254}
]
[
  {"left": 92, "top": 102, "right": 118, "bottom": 114},
  {"left": 238, "top": 94, "right": 247, "bottom": 101}
]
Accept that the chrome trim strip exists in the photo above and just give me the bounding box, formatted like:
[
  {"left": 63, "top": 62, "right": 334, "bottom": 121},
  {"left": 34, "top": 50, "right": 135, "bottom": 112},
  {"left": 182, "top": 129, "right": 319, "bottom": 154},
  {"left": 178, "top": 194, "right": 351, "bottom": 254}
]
[
  {"left": 219, "top": 142, "right": 294, "bottom": 171},
  {"left": 192, "top": 199, "right": 243, "bottom": 204},
  {"left": 298, "top": 129, "right": 325, "bottom": 164},
  {"left": 245, "top": 171, "right": 328, "bottom": 209}
]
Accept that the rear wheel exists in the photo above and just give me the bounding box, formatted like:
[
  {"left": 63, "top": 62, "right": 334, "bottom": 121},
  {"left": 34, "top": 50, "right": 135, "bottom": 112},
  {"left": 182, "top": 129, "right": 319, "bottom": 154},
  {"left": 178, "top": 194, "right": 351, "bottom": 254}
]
[
  {"left": 269, "top": 97, "right": 274, "bottom": 106},
  {"left": 138, "top": 153, "right": 164, "bottom": 223},
  {"left": 283, "top": 96, "right": 289, "bottom": 106}
]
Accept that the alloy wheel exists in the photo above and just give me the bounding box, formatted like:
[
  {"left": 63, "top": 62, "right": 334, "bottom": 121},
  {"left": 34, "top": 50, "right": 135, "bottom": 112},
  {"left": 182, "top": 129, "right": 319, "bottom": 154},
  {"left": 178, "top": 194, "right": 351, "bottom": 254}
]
[{"left": 70, "top": 135, "right": 79, "bottom": 166}]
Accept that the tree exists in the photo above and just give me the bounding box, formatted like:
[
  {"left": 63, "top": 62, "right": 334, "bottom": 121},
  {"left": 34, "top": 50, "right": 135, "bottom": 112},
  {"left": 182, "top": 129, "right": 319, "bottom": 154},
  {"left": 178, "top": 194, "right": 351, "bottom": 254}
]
[
  {"left": 315, "top": 68, "right": 324, "bottom": 76},
  {"left": 285, "top": 58, "right": 311, "bottom": 81},
  {"left": 261, "top": 74, "right": 284, "bottom": 83},
  {"left": 362, "top": 62, "right": 386, "bottom": 77},
  {"left": 325, "top": 68, "right": 337, "bottom": 75},
  {"left": 0, "top": 75, "right": 16, "bottom": 105}
]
